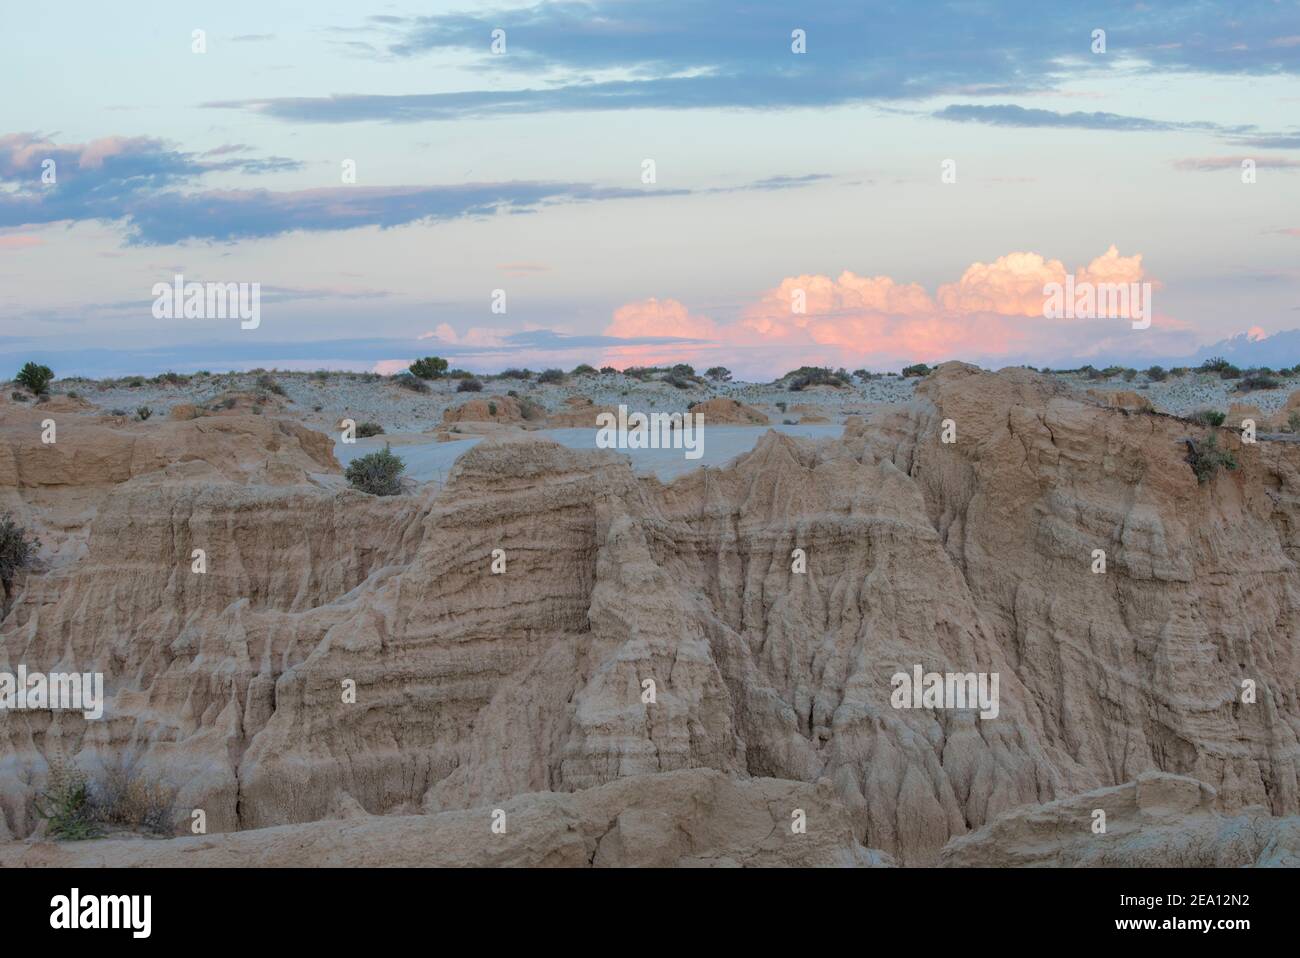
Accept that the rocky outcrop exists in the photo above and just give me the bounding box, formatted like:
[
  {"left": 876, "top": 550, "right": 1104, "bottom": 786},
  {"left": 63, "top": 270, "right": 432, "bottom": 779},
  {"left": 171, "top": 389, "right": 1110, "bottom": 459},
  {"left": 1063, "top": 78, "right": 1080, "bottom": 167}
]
[
  {"left": 0, "top": 769, "right": 890, "bottom": 868},
  {"left": 940, "top": 771, "right": 1300, "bottom": 867},
  {"left": 3, "top": 364, "right": 1299, "bottom": 866}
]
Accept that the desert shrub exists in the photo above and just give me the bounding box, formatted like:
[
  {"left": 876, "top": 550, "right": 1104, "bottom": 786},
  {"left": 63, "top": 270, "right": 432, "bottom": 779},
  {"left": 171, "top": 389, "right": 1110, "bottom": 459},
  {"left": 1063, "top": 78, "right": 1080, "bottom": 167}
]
[
  {"left": 787, "top": 366, "right": 848, "bottom": 390},
  {"left": 1289, "top": 411, "right": 1300, "bottom": 433},
  {"left": 410, "top": 356, "right": 449, "bottom": 380},
  {"left": 1219, "top": 365, "right": 1243, "bottom": 380},
  {"left": 783, "top": 418, "right": 797, "bottom": 425},
  {"left": 1122, "top": 368, "right": 1137, "bottom": 382},
  {"left": 488, "top": 401, "right": 498, "bottom": 416},
  {"left": 671, "top": 363, "right": 697, "bottom": 377},
  {"left": 345, "top": 445, "right": 405, "bottom": 496},
  {"left": 1187, "top": 433, "right": 1238, "bottom": 484},
  {"left": 599, "top": 366, "right": 617, "bottom": 375},
  {"left": 0, "top": 513, "right": 39, "bottom": 611},
  {"left": 10, "top": 392, "right": 27, "bottom": 402},
  {"left": 15, "top": 362, "right": 53, "bottom": 394},
  {"left": 66, "top": 390, "right": 79, "bottom": 399},
  {"left": 356, "top": 421, "right": 385, "bottom": 438},
  {"left": 500, "top": 368, "right": 532, "bottom": 380},
  {"left": 89, "top": 759, "right": 177, "bottom": 836},
  {"left": 33, "top": 762, "right": 100, "bottom": 841},
  {"left": 664, "top": 373, "right": 694, "bottom": 389},
  {"left": 393, "top": 372, "right": 430, "bottom": 394},
  {"left": 311, "top": 370, "right": 330, "bottom": 381},
  {"left": 537, "top": 368, "right": 566, "bottom": 384},
  {"left": 902, "top": 363, "right": 931, "bottom": 378},
  {"left": 256, "top": 374, "right": 285, "bottom": 396},
  {"left": 775, "top": 401, "right": 787, "bottom": 412},
  {"left": 701, "top": 366, "right": 731, "bottom": 381},
  {"left": 1169, "top": 367, "right": 1189, "bottom": 377},
  {"left": 1146, "top": 365, "right": 1167, "bottom": 382},
  {"left": 518, "top": 396, "right": 546, "bottom": 421},
  {"left": 109, "top": 408, "right": 127, "bottom": 416},
  {"left": 136, "top": 406, "right": 152, "bottom": 421},
  {"left": 1235, "top": 374, "right": 1280, "bottom": 392},
  {"left": 124, "top": 376, "right": 145, "bottom": 388},
  {"left": 1189, "top": 409, "right": 1226, "bottom": 427},
  {"left": 156, "top": 371, "right": 189, "bottom": 386},
  {"left": 571, "top": 364, "right": 597, "bottom": 376},
  {"left": 457, "top": 378, "right": 483, "bottom": 393}
]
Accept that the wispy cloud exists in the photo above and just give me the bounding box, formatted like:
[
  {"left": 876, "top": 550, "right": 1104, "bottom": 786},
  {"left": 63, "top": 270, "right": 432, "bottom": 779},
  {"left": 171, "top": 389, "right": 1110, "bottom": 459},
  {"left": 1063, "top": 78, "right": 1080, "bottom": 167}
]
[
  {"left": 0, "top": 132, "right": 827, "bottom": 244},
  {"left": 206, "top": 1, "right": 1300, "bottom": 124}
]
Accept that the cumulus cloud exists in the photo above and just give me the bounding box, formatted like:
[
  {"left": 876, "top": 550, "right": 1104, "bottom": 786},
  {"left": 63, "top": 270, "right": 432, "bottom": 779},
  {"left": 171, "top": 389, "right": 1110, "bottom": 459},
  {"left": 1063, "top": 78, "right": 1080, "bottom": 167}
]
[{"left": 602, "top": 247, "right": 1187, "bottom": 374}]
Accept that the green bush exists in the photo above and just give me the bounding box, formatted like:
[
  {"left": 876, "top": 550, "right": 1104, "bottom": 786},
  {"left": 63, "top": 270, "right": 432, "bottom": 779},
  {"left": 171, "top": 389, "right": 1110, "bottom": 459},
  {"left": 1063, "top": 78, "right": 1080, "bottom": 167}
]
[
  {"left": 136, "top": 406, "right": 152, "bottom": 421},
  {"left": 1186, "top": 433, "right": 1238, "bottom": 484},
  {"left": 33, "top": 763, "right": 100, "bottom": 841},
  {"left": 1189, "top": 409, "right": 1225, "bottom": 427},
  {"left": 410, "top": 356, "right": 449, "bottom": 380},
  {"left": 457, "top": 378, "right": 483, "bottom": 392},
  {"left": 901, "top": 363, "right": 931, "bottom": 378},
  {"left": 346, "top": 445, "right": 405, "bottom": 496},
  {"left": 356, "top": 421, "right": 385, "bottom": 438},
  {"left": 0, "top": 513, "right": 39, "bottom": 612},
  {"left": 786, "top": 366, "right": 849, "bottom": 390},
  {"left": 500, "top": 368, "right": 532, "bottom": 380},
  {"left": 571, "top": 364, "right": 597, "bottom": 376},
  {"left": 1235, "top": 375, "right": 1280, "bottom": 393},
  {"left": 705, "top": 366, "right": 732, "bottom": 382},
  {"left": 1146, "top": 366, "right": 1167, "bottom": 382},
  {"left": 518, "top": 396, "right": 546, "bottom": 421},
  {"left": 256, "top": 373, "right": 285, "bottom": 396},
  {"left": 537, "top": 368, "right": 566, "bottom": 384},
  {"left": 393, "top": 372, "right": 430, "bottom": 393},
  {"left": 15, "top": 362, "right": 53, "bottom": 394}
]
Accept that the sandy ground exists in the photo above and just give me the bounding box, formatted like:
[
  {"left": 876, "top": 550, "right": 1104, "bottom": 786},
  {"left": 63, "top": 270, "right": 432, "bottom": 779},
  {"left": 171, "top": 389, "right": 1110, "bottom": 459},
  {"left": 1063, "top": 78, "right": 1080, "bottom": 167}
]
[
  {"left": 32, "top": 366, "right": 1300, "bottom": 484},
  {"left": 336, "top": 423, "right": 847, "bottom": 483}
]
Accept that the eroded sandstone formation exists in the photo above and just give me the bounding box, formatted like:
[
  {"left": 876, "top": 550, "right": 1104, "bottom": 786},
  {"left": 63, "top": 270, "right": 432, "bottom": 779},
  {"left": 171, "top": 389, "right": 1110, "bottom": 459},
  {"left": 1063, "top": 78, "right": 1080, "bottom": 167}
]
[{"left": 2, "top": 364, "right": 1298, "bottom": 866}]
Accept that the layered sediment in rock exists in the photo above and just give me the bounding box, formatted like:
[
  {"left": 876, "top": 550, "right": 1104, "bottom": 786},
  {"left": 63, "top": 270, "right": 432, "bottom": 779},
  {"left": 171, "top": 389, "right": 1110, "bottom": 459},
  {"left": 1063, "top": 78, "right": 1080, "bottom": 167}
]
[{"left": 3, "top": 364, "right": 1299, "bottom": 866}]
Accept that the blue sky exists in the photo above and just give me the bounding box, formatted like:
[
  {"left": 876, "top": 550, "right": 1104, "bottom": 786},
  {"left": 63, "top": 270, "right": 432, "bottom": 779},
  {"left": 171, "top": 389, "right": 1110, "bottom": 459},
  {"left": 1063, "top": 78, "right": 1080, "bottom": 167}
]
[{"left": 1, "top": 1, "right": 1298, "bottom": 378}]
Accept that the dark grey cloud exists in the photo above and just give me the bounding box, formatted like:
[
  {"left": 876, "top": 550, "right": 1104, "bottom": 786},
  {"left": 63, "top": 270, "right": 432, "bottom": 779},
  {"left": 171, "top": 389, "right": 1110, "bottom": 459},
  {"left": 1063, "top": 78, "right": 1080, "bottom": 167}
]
[{"left": 0, "top": 131, "right": 825, "bottom": 244}]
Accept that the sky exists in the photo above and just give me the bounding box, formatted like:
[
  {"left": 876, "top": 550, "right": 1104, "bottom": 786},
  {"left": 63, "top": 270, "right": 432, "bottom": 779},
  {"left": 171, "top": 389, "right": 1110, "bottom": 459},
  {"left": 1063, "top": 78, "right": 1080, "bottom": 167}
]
[{"left": 1, "top": 0, "right": 1298, "bottom": 379}]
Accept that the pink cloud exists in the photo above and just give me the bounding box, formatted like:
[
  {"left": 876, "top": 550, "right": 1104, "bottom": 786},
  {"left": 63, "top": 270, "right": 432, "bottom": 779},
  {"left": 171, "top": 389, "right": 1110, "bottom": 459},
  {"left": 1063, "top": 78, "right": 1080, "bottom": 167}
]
[
  {"left": 0, "top": 235, "right": 42, "bottom": 250},
  {"left": 601, "top": 247, "right": 1179, "bottom": 374}
]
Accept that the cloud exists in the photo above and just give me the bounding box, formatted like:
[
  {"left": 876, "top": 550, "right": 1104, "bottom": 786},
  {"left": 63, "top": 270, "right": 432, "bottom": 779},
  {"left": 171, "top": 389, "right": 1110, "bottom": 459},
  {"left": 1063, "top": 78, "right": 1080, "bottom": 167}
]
[
  {"left": 0, "top": 132, "right": 825, "bottom": 244},
  {"left": 0, "top": 235, "right": 42, "bottom": 250},
  {"left": 601, "top": 247, "right": 1185, "bottom": 374},
  {"left": 1173, "top": 155, "right": 1300, "bottom": 171},
  {"left": 207, "top": 1, "right": 1300, "bottom": 124},
  {"left": 931, "top": 104, "right": 1251, "bottom": 136}
]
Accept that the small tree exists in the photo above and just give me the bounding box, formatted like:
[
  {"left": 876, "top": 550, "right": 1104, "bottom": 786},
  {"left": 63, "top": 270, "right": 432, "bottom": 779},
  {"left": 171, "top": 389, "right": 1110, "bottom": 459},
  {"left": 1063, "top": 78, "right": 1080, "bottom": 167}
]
[
  {"left": 705, "top": 366, "right": 732, "bottom": 382},
  {"left": 537, "top": 368, "right": 566, "bottom": 384},
  {"left": 346, "top": 445, "right": 405, "bottom": 496},
  {"left": 15, "top": 362, "right": 53, "bottom": 395},
  {"left": 0, "top": 513, "right": 39, "bottom": 614},
  {"left": 410, "top": 356, "right": 449, "bottom": 380}
]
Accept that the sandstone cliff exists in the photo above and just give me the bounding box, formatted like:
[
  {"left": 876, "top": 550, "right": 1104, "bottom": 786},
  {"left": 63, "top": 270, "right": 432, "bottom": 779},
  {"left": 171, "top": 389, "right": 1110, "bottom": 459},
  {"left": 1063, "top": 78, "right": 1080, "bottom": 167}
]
[{"left": 2, "top": 364, "right": 1298, "bottom": 866}]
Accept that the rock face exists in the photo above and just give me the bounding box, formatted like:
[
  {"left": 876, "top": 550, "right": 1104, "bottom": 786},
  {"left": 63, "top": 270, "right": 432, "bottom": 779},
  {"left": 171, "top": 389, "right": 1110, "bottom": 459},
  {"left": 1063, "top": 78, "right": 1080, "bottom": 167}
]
[
  {"left": 687, "top": 397, "right": 769, "bottom": 425},
  {"left": 3, "top": 364, "right": 1299, "bottom": 866},
  {"left": 940, "top": 772, "right": 1300, "bottom": 867}
]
